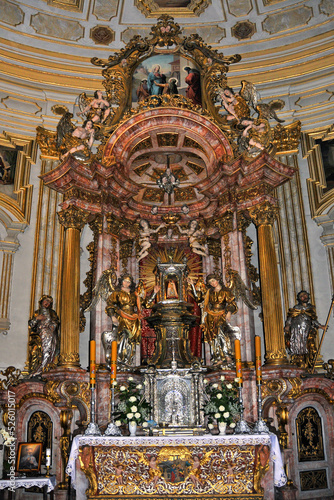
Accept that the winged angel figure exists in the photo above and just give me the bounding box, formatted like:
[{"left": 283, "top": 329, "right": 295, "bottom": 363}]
[
  {"left": 189, "top": 270, "right": 257, "bottom": 366},
  {"left": 86, "top": 269, "right": 148, "bottom": 366},
  {"left": 220, "top": 80, "right": 285, "bottom": 155}
]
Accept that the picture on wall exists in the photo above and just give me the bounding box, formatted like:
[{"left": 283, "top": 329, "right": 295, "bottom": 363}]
[{"left": 16, "top": 443, "right": 42, "bottom": 473}]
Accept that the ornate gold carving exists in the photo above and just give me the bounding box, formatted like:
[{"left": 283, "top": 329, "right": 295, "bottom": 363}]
[
  {"left": 0, "top": 366, "right": 22, "bottom": 390},
  {"left": 79, "top": 446, "right": 98, "bottom": 496},
  {"left": 262, "top": 378, "right": 287, "bottom": 403},
  {"left": 213, "top": 211, "right": 233, "bottom": 235},
  {"left": 157, "top": 133, "right": 178, "bottom": 147},
  {"left": 174, "top": 187, "right": 196, "bottom": 202},
  {"left": 223, "top": 233, "right": 231, "bottom": 273},
  {"left": 265, "top": 348, "right": 288, "bottom": 364},
  {"left": 275, "top": 405, "right": 289, "bottom": 448},
  {"left": 63, "top": 188, "right": 101, "bottom": 206},
  {"left": 207, "top": 238, "right": 221, "bottom": 273},
  {"left": 80, "top": 240, "right": 96, "bottom": 332},
  {"left": 60, "top": 381, "right": 91, "bottom": 410},
  {"left": 27, "top": 411, "right": 53, "bottom": 462},
  {"left": 120, "top": 239, "right": 134, "bottom": 272},
  {"left": 236, "top": 211, "right": 251, "bottom": 233},
  {"left": 273, "top": 121, "right": 301, "bottom": 154},
  {"left": 248, "top": 202, "right": 279, "bottom": 226},
  {"left": 286, "top": 377, "right": 302, "bottom": 399},
  {"left": 183, "top": 136, "right": 205, "bottom": 153},
  {"left": 186, "top": 161, "right": 204, "bottom": 175},
  {"left": 296, "top": 407, "right": 325, "bottom": 462},
  {"left": 161, "top": 212, "right": 181, "bottom": 225},
  {"left": 143, "top": 188, "right": 164, "bottom": 202},
  {"left": 58, "top": 205, "right": 89, "bottom": 230},
  {"left": 131, "top": 137, "right": 153, "bottom": 155},
  {"left": 134, "top": 163, "right": 151, "bottom": 177},
  {"left": 45, "top": 380, "right": 61, "bottom": 404},
  {"left": 36, "top": 126, "right": 58, "bottom": 157},
  {"left": 106, "top": 214, "right": 124, "bottom": 236},
  {"left": 59, "top": 409, "right": 73, "bottom": 489},
  {"left": 58, "top": 352, "right": 80, "bottom": 365},
  {"left": 88, "top": 214, "right": 103, "bottom": 235},
  {"left": 244, "top": 234, "right": 261, "bottom": 306}
]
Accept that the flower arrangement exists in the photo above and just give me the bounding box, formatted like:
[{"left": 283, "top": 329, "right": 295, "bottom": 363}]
[
  {"left": 202, "top": 376, "right": 240, "bottom": 430},
  {"left": 114, "top": 377, "right": 151, "bottom": 428},
  {"left": 0, "top": 428, "right": 15, "bottom": 446}
]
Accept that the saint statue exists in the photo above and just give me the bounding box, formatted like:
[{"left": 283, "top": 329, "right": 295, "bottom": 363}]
[
  {"left": 28, "top": 295, "right": 60, "bottom": 376},
  {"left": 284, "top": 290, "right": 326, "bottom": 368}
]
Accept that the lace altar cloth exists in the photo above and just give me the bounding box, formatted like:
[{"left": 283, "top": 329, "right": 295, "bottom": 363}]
[
  {"left": 67, "top": 433, "right": 286, "bottom": 496},
  {"left": 0, "top": 475, "right": 56, "bottom": 492}
]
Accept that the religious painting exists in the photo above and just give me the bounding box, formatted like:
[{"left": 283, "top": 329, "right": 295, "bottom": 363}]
[
  {"left": 0, "top": 145, "right": 20, "bottom": 198},
  {"left": 315, "top": 138, "right": 334, "bottom": 192},
  {"left": 16, "top": 442, "right": 42, "bottom": 473},
  {"left": 132, "top": 54, "right": 201, "bottom": 107}
]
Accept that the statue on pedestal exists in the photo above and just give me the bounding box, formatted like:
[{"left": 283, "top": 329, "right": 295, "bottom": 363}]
[{"left": 284, "top": 290, "right": 326, "bottom": 368}]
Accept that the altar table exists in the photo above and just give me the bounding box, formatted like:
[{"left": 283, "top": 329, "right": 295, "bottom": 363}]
[
  {"left": 0, "top": 476, "right": 56, "bottom": 499},
  {"left": 67, "top": 434, "right": 286, "bottom": 500}
]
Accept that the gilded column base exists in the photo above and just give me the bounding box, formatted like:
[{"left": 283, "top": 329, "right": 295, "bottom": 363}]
[
  {"left": 264, "top": 349, "right": 289, "bottom": 366},
  {"left": 58, "top": 352, "right": 80, "bottom": 367}
]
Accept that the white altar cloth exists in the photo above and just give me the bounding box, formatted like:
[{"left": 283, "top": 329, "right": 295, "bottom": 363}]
[
  {"left": 66, "top": 433, "right": 286, "bottom": 489},
  {"left": 0, "top": 475, "right": 56, "bottom": 492}
]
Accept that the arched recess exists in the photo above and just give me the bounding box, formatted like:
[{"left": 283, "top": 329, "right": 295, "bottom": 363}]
[
  {"left": 0, "top": 132, "right": 36, "bottom": 333},
  {"left": 288, "top": 396, "right": 334, "bottom": 499}
]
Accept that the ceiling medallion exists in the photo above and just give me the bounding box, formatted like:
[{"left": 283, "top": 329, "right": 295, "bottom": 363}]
[
  {"left": 90, "top": 26, "right": 115, "bottom": 45},
  {"left": 231, "top": 21, "right": 256, "bottom": 40}
]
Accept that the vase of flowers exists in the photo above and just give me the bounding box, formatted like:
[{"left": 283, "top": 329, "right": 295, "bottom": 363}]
[
  {"left": 202, "top": 376, "right": 240, "bottom": 433},
  {"left": 114, "top": 377, "right": 151, "bottom": 436}
]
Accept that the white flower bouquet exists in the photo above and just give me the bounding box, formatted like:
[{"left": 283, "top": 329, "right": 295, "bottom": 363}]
[
  {"left": 114, "top": 377, "right": 151, "bottom": 427},
  {"left": 203, "top": 376, "right": 240, "bottom": 429}
]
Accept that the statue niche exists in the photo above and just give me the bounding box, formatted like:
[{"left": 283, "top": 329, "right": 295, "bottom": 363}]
[{"left": 147, "top": 256, "right": 198, "bottom": 368}]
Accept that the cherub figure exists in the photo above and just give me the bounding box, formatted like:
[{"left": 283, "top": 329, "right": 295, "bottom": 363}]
[
  {"left": 176, "top": 220, "right": 207, "bottom": 257},
  {"left": 137, "top": 219, "right": 165, "bottom": 262},
  {"left": 77, "top": 90, "right": 111, "bottom": 124},
  {"left": 188, "top": 451, "right": 213, "bottom": 488},
  {"left": 136, "top": 452, "right": 163, "bottom": 488},
  {"left": 220, "top": 86, "right": 250, "bottom": 123},
  {"left": 238, "top": 117, "right": 272, "bottom": 155}
]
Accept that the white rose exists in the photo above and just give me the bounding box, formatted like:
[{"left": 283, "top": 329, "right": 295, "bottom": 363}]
[
  {"left": 136, "top": 384, "right": 143, "bottom": 389},
  {"left": 226, "top": 383, "right": 233, "bottom": 389},
  {"left": 120, "top": 386, "right": 126, "bottom": 391},
  {"left": 115, "top": 420, "right": 122, "bottom": 427},
  {"left": 135, "top": 412, "right": 141, "bottom": 418},
  {"left": 142, "top": 422, "right": 148, "bottom": 428},
  {"left": 217, "top": 393, "right": 222, "bottom": 399},
  {"left": 130, "top": 420, "right": 136, "bottom": 425},
  {"left": 234, "top": 378, "right": 239, "bottom": 383},
  {"left": 112, "top": 381, "right": 117, "bottom": 386},
  {"left": 229, "top": 423, "right": 236, "bottom": 428},
  {"left": 223, "top": 412, "right": 230, "bottom": 418},
  {"left": 214, "top": 413, "right": 221, "bottom": 419},
  {"left": 203, "top": 379, "right": 208, "bottom": 384},
  {"left": 219, "top": 405, "right": 225, "bottom": 412},
  {"left": 129, "top": 396, "right": 137, "bottom": 402},
  {"left": 127, "top": 413, "right": 133, "bottom": 419},
  {"left": 144, "top": 380, "right": 148, "bottom": 386},
  {"left": 212, "top": 383, "right": 218, "bottom": 388},
  {"left": 208, "top": 423, "right": 214, "bottom": 430},
  {"left": 220, "top": 375, "right": 225, "bottom": 381},
  {"left": 128, "top": 377, "right": 134, "bottom": 381},
  {"left": 131, "top": 405, "right": 137, "bottom": 412}
]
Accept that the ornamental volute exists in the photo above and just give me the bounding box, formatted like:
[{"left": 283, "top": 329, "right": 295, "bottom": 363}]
[{"left": 58, "top": 205, "right": 90, "bottom": 231}]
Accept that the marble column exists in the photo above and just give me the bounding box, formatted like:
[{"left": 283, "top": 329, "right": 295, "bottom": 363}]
[
  {"left": 58, "top": 205, "right": 89, "bottom": 368},
  {"left": 249, "top": 202, "right": 288, "bottom": 365}
]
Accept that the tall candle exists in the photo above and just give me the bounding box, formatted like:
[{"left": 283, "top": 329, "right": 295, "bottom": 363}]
[
  {"left": 255, "top": 335, "right": 262, "bottom": 384},
  {"left": 46, "top": 448, "right": 51, "bottom": 466},
  {"left": 110, "top": 340, "right": 117, "bottom": 383},
  {"left": 234, "top": 339, "right": 243, "bottom": 385},
  {"left": 89, "top": 340, "right": 96, "bottom": 387}
]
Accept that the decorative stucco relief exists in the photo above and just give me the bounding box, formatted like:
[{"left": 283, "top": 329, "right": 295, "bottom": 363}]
[
  {"left": 262, "top": 6, "right": 313, "bottom": 34},
  {"left": 319, "top": 0, "right": 334, "bottom": 16},
  {"left": 30, "top": 13, "right": 84, "bottom": 41},
  {"left": 182, "top": 25, "right": 225, "bottom": 44},
  {"left": 1, "top": 0, "right": 24, "bottom": 26}
]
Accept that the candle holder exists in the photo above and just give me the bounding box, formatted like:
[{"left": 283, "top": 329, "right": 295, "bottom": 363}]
[
  {"left": 45, "top": 464, "right": 51, "bottom": 478},
  {"left": 253, "top": 383, "right": 270, "bottom": 434},
  {"left": 105, "top": 383, "right": 122, "bottom": 436},
  {"left": 234, "top": 385, "right": 252, "bottom": 434},
  {"left": 85, "top": 386, "right": 102, "bottom": 436}
]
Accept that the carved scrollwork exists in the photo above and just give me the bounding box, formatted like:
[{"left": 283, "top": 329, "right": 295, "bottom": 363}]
[
  {"left": 248, "top": 201, "right": 279, "bottom": 227},
  {"left": 57, "top": 205, "right": 90, "bottom": 231}
]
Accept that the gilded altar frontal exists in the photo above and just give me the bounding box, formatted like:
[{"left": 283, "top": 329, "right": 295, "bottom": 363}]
[{"left": 0, "top": 3, "right": 334, "bottom": 500}]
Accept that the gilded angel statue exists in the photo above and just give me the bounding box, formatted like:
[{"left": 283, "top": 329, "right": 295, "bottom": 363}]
[
  {"left": 189, "top": 271, "right": 257, "bottom": 366},
  {"left": 134, "top": 453, "right": 163, "bottom": 488}
]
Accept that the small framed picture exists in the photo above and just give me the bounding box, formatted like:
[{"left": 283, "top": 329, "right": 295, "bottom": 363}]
[{"left": 16, "top": 443, "right": 42, "bottom": 473}]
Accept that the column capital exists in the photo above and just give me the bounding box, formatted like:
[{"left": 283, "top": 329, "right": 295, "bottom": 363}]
[
  {"left": 89, "top": 214, "right": 104, "bottom": 235},
  {"left": 58, "top": 205, "right": 90, "bottom": 230},
  {"left": 236, "top": 211, "right": 252, "bottom": 233},
  {"left": 248, "top": 202, "right": 279, "bottom": 227},
  {"left": 106, "top": 213, "right": 125, "bottom": 236}
]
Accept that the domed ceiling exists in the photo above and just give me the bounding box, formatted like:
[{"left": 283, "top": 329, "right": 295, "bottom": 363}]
[{"left": 0, "top": 0, "right": 333, "bottom": 137}]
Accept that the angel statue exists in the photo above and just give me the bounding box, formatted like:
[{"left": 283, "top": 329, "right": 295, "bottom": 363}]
[
  {"left": 137, "top": 219, "right": 165, "bottom": 262},
  {"left": 77, "top": 90, "right": 111, "bottom": 124},
  {"left": 189, "top": 272, "right": 256, "bottom": 366},
  {"left": 176, "top": 220, "right": 208, "bottom": 257},
  {"left": 28, "top": 295, "right": 60, "bottom": 376},
  {"left": 60, "top": 119, "right": 95, "bottom": 161},
  {"left": 284, "top": 290, "right": 326, "bottom": 368}
]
